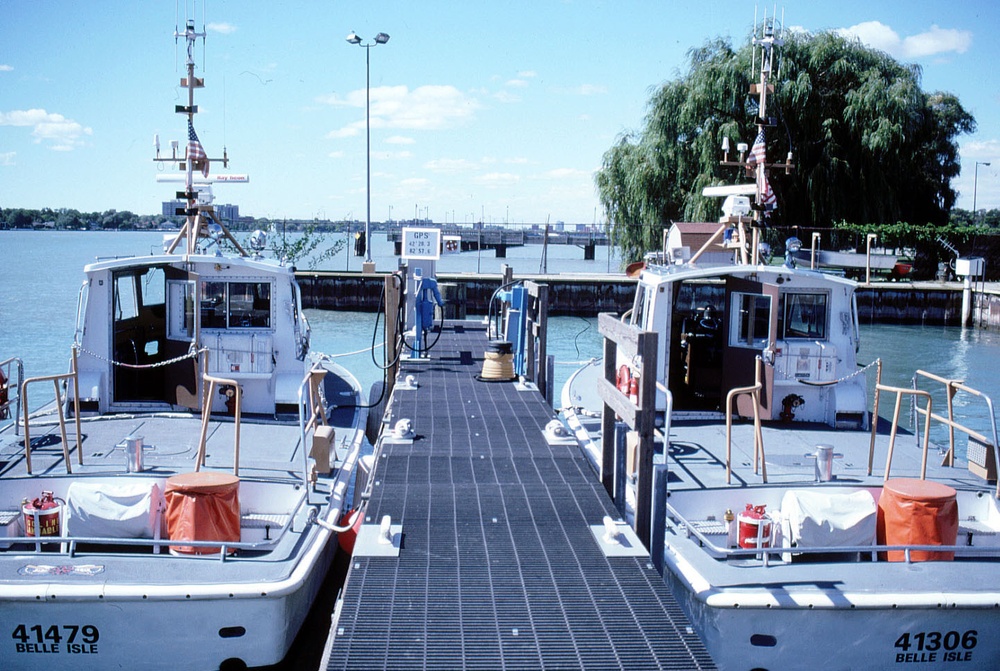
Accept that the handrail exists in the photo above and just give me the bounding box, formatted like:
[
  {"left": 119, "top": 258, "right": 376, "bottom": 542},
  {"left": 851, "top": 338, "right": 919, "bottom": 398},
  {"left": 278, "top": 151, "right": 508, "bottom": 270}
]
[
  {"left": 725, "top": 356, "right": 766, "bottom": 484},
  {"left": 298, "top": 361, "right": 332, "bottom": 490},
  {"left": 913, "top": 370, "right": 1000, "bottom": 498},
  {"left": 20, "top": 348, "right": 83, "bottom": 474},
  {"left": 868, "top": 380, "right": 932, "bottom": 481},
  {"left": 0, "top": 356, "right": 24, "bottom": 436},
  {"left": 195, "top": 353, "right": 242, "bottom": 475},
  {"left": 666, "top": 502, "right": 1000, "bottom": 565},
  {"left": 1, "top": 492, "right": 307, "bottom": 560}
]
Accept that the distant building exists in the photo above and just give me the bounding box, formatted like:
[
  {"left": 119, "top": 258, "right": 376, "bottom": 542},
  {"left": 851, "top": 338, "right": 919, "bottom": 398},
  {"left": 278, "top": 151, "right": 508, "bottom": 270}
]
[{"left": 162, "top": 201, "right": 240, "bottom": 225}]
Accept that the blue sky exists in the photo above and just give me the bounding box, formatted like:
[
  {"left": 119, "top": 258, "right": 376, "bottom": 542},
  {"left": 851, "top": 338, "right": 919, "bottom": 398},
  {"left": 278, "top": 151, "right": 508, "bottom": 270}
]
[{"left": 2, "top": 1, "right": 998, "bottom": 224}]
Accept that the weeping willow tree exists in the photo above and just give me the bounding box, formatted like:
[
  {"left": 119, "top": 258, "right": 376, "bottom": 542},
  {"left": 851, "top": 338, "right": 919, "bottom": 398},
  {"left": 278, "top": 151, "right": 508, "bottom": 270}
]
[{"left": 597, "top": 29, "right": 976, "bottom": 265}]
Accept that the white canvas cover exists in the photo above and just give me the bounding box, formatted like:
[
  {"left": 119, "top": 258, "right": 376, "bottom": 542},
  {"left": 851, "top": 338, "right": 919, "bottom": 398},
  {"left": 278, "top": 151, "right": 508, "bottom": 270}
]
[
  {"left": 780, "top": 489, "right": 876, "bottom": 548},
  {"left": 65, "top": 481, "right": 163, "bottom": 539}
]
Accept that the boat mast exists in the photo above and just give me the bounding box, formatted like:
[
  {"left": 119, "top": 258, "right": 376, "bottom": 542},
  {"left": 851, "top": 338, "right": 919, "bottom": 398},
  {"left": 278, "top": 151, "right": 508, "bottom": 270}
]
[
  {"left": 747, "top": 10, "right": 794, "bottom": 262},
  {"left": 155, "top": 17, "right": 246, "bottom": 257}
]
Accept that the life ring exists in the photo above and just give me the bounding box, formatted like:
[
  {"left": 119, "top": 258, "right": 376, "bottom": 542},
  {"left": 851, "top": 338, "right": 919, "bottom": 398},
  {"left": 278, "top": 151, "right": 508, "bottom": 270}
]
[{"left": 0, "top": 368, "right": 8, "bottom": 420}]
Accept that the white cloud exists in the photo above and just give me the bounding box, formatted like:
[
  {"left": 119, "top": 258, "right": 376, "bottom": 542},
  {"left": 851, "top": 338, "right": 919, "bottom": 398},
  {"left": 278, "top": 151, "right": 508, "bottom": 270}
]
[
  {"left": 386, "top": 135, "right": 415, "bottom": 145},
  {"left": 424, "top": 158, "right": 478, "bottom": 173},
  {"left": 506, "top": 78, "right": 529, "bottom": 88},
  {"left": 207, "top": 22, "right": 237, "bottom": 35},
  {"left": 493, "top": 90, "right": 522, "bottom": 104},
  {"left": 836, "top": 21, "right": 971, "bottom": 60},
  {"left": 574, "top": 84, "right": 607, "bottom": 96},
  {"left": 400, "top": 177, "right": 431, "bottom": 187},
  {"left": 0, "top": 108, "right": 92, "bottom": 150},
  {"left": 0, "top": 151, "right": 15, "bottom": 165},
  {"left": 475, "top": 172, "right": 521, "bottom": 187},
  {"left": 0, "top": 65, "right": 12, "bottom": 72},
  {"left": 517, "top": 70, "right": 537, "bottom": 79},
  {"left": 961, "top": 139, "right": 1000, "bottom": 160},
  {"left": 542, "top": 168, "right": 590, "bottom": 180},
  {"left": 323, "top": 85, "right": 480, "bottom": 137}
]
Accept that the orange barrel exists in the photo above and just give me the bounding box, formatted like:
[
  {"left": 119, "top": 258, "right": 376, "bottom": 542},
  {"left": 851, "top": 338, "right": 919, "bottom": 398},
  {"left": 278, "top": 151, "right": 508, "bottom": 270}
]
[
  {"left": 877, "top": 478, "right": 958, "bottom": 562},
  {"left": 165, "top": 472, "right": 240, "bottom": 555}
]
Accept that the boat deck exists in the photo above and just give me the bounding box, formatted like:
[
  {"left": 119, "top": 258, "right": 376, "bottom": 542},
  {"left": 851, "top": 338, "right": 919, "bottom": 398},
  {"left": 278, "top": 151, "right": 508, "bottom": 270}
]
[
  {"left": 326, "top": 321, "right": 715, "bottom": 670},
  {"left": 0, "top": 370, "right": 362, "bottom": 587}
]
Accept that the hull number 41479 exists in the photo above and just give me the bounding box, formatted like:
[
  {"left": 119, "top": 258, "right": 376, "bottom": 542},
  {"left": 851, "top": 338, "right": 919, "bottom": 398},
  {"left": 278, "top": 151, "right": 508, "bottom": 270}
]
[{"left": 11, "top": 624, "right": 100, "bottom": 655}]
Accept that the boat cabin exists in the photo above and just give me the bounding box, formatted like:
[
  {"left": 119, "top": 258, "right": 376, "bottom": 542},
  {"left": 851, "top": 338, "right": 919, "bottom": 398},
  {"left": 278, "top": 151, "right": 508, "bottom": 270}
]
[
  {"left": 72, "top": 248, "right": 310, "bottom": 416},
  {"left": 628, "top": 264, "right": 868, "bottom": 428}
]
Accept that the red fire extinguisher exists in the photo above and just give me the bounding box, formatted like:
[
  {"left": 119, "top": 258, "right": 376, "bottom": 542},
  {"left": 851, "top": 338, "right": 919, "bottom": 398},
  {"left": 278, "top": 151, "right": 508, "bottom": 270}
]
[{"left": 616, "top": 365, "right": 631, "bottom": 395}]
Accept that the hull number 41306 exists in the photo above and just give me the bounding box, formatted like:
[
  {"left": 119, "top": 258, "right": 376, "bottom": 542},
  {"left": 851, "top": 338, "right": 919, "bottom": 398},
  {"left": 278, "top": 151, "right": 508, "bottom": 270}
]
[{"left": 894, "top": 630, "right": 976, "bottom": 664}]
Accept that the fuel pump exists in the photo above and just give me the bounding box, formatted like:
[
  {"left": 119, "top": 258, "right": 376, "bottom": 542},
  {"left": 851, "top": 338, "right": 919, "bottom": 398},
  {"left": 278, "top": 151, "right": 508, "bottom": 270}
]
[
  {"left": 406, "top": 263, "right": 444, "bottom": 358},
  {"left": 491, "top": 283, "right": 529, "bottom": 377}
]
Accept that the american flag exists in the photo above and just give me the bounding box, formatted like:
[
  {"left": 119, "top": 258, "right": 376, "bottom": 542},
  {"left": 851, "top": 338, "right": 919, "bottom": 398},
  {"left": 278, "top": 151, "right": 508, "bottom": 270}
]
[
  {"left": 747, "top": 128, "right": 767, "bottom": 168},
  {"left": 758, "top": 170, "right": 777, "bottom": 211},
  {"left": 187, "top": 119, "right": 209, "bottom": 177}
]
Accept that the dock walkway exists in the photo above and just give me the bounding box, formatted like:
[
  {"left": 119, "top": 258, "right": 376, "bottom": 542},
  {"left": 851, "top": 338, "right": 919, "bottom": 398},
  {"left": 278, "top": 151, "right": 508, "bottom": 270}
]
[{"left": 324, "top": 321, "right": 715, "bottom": 670}]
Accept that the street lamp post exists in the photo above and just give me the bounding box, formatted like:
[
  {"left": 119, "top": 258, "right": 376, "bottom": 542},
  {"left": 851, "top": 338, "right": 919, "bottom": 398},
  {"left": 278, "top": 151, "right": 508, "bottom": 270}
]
[
  {"left": 974, "top": 161, "right": 991, "bottom": 216},
  {"left": 346, "top": 31, "right": 390, "bottom": 266}
]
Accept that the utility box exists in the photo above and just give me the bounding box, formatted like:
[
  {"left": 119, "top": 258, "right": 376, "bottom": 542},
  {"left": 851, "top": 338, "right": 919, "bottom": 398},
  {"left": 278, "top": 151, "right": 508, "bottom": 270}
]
[
  {"left": 311, "top": 425, "right": 336, "bottom": 474},
  {"left": 955, "top": 257, "right": 985, "bottom": 278},
  {"left": 968, "top": 436, "right": 997, "bottom": 482}
]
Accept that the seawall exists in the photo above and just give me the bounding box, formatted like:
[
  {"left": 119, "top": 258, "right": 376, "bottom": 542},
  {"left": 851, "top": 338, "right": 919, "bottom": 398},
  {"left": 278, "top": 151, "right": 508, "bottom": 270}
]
[{"left": 297, "top": 271, "right": 1000, "bottom": 328}]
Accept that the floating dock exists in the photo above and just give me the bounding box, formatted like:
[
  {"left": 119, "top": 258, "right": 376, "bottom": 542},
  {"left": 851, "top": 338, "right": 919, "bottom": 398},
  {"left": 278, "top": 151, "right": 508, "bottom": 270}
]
[{"left": 324, "top": 321, "right": 715, "bottom": 670}]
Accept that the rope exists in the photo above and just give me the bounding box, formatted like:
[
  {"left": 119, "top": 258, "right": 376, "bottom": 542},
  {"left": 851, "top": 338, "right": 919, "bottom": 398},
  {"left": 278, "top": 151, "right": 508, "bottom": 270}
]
[
  {"left": 75, "top": 345, "right": 207, "bottom": 370},
  {"left": 314, "top": 342, "right": 384, "bottom": 360},
  {"left": 792, "top": 357, "right": 881, "bottom": 387}
]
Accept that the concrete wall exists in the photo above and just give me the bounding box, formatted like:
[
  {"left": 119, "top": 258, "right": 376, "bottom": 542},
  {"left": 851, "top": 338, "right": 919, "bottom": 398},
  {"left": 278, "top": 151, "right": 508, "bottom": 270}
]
[{"left": 297, "top": 271, "right": 1000, "bottom": 328}]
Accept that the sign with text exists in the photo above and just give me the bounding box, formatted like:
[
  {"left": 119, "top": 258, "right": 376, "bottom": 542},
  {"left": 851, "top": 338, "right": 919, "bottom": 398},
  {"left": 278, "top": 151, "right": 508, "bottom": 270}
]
[{"left": 401, "top": 227, "right": 441, "bottom": 260}]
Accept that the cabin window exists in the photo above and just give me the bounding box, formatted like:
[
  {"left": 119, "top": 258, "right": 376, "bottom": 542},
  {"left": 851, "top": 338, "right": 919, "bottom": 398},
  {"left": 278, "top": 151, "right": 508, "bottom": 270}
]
[
  {"left": 632, "top": 285, "right": 654, "bottom": 330},
  {"left": 200, "top": 280, "right": 272, "bottom": 330},
  {"left": 114, "top": 274, "right": 139, "bottom": 322},
  {"left": 730, "top": 292, "right": 771, "bottom": 348},
  {"left": 779, "top": 293, "right": 828, "bottom": 340}
]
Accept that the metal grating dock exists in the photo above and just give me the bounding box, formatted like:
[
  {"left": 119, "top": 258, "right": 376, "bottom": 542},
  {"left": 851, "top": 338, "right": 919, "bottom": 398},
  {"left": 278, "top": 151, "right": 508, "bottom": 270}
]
[{"left": 326, "top": 322, "right": 715, "bottom": 670}]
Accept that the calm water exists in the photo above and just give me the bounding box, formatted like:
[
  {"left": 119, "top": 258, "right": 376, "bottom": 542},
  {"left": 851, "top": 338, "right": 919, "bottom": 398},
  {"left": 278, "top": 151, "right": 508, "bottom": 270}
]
[{"left": 3, "top": 230, "right": 998, "bottom": 451}]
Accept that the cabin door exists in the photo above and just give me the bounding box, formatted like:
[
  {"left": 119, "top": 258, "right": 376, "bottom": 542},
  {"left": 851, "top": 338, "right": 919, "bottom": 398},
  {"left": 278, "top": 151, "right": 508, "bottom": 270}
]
[
  {"left": 722, "top": 276, "right": 778, "bottom": 419},
  {"left": 112, "top": 266, "right": 168, "bottom": 403},
  {"left": 163, "top": 268, "right": 199, "bottom": 408}
]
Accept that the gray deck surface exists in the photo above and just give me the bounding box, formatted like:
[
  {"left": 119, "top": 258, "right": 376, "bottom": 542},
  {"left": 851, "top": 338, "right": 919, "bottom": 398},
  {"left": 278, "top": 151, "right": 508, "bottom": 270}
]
[{"left": 326, "top": 321, "right": 715, "bottom": 670}]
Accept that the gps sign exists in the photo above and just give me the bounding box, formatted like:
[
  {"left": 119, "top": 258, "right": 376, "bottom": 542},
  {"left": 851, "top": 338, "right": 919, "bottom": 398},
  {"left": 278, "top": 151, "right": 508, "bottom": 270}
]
[{"left": 401, "top": 227, "right": 441, "bottom": 260}]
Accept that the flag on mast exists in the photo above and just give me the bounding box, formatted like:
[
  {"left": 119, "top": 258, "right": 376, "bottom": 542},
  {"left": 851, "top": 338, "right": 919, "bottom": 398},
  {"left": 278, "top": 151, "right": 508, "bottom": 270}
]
[
  {"left": 747, "top": 128, "right": 777, "bottom": 211},
  {"left": 187, "top": 119, "right": 209, "bottom": 177}
]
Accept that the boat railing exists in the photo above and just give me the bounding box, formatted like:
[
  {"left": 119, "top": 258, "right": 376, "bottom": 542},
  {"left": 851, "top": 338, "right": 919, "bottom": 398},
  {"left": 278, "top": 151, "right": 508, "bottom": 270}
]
[
  {"left": 297, "top": 361, "right": 333, "bottom": 491},
  {"left": 914, "top": 370, "right": 999, "bottom": 498},
  {"left": 0, "top": 356, "right": 24, "bottom": 435},
  {"left": 868, "top": 366, "right": 1000, "bottom": 497},
  {"left": 725, "top": 356, "right": 766, "bottom": 484},
  {"left": 867, "top": 359, "right": 934, "bottom": 482},
  {"left": 0, "top": 491, "right": 307, "bottom": 561},
  {"left": 20, "top": 347, "right": 83, "bottom": 475},
  {"left": 194, "top": 352, "right": 243, "bottom": 475},
  {"left": 667, "top": 502, "right": 1000, "bottom": 567}
]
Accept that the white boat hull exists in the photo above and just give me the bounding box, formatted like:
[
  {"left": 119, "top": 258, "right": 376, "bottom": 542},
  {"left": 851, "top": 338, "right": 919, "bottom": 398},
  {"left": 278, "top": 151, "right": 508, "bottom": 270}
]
[{"left": 664, "top": 562, "right": 1000, "bottom": 670}]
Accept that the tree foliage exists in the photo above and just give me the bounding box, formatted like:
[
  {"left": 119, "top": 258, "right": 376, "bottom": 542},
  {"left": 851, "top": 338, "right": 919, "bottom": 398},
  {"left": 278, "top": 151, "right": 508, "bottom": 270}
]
[{"left": 597, "top": 28, "right": 976, "bottom": 265}]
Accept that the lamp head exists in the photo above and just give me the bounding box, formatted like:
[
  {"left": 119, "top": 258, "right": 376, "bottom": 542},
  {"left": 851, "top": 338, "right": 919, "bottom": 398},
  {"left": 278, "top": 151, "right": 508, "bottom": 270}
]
[
  {"left": 346, "top": 32, "right": 362, "bottom": 45},
  {"left": 375, "top": 32, "right": 390, "bottom": 44}
]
